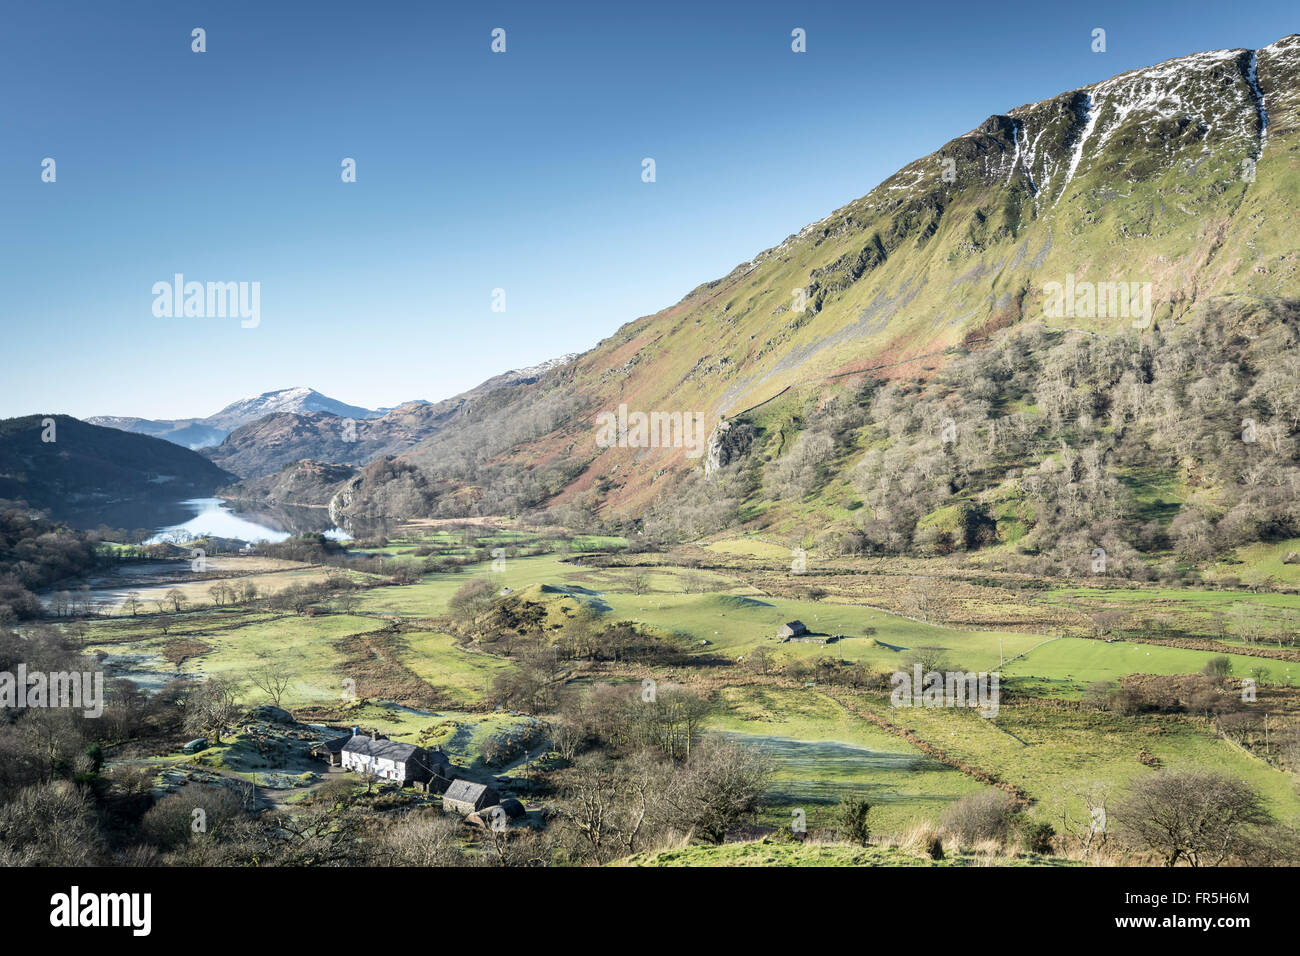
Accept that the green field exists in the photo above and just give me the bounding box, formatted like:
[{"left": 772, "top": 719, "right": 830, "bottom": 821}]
[
  {"left": 75, "top": 528, "right": 1300, "bottom": 854},
  {"left": 708, "top": 686, "right": 990, "bottom": 832},
  {"left": 1003, "top": 637, "right": 1299, "bottom": 687},
  {"left": 614, "top": 839, "right": 1077, "bottom": 867}
]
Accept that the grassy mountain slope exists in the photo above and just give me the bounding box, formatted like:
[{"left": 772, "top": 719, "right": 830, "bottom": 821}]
[{"left": 324, "top": 37, "right": 1300, "bottom": 547}]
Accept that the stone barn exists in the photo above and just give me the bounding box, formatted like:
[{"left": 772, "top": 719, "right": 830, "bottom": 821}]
[
  {"left": 777, "top": 620, "right": 807, "bottom": 640},
  {"left": 443, "top": 779, "right": 499, "bottom": 816}
]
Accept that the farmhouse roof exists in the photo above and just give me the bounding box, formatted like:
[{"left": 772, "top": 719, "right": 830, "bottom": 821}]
[
  {"left": 317, "top": 735, "right": 352, "bottom": 754},
  {"left": 342, "top": 735, "right": 422, "bottom": 763}
]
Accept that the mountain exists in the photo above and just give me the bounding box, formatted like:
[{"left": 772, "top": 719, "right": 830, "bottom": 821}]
[
  {"left": 88, "top": 387, "right": 390, "bottom": 450},
  {"left": 0, "top": 415, "right": 235, "bottom": 524},
  {"left": 202, "top": 387, "right": 384, "bottom": 431},
  {"left": 321, "top": 36, "right": 1300, "bottom": 534},
  {"left": 209, "top": 356, "right": 580, "bottom": 479},
  {"left": 206, "top": 402, "right": 461, "bottom": 478},
  {"left": 463, "top": 354, "right": 581, "bottom": 397}
]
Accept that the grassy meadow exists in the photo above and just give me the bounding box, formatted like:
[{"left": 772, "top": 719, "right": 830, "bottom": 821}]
[{"left": 69, "top": 521, "right": 1300, "bottom": 847}]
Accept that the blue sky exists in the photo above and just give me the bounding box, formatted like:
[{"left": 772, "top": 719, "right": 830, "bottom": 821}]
[{"left": 1, "top": 0, "right": 1294, "bottom": 419}]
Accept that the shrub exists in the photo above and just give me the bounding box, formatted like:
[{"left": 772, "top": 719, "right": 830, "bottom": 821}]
[
  {"left": 836, "top": 797, "right": 872, "bottom": 847},
  {"left": 1020, "top": 820, "right": 1055, "bottom": 854},
  {"left": 942, "top": 790, "right": 1019, "bottom": 846}
]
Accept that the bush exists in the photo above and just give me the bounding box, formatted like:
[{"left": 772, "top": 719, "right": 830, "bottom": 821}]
[
  {"left": 941, "top": 790, "right": 1019, "bottom": 846},
  {"left": 836, "top": 797, "right": 872, "bottom": 847},
  {"left": 1020, "top": 820, "right": 1055, "bottom": 854}
]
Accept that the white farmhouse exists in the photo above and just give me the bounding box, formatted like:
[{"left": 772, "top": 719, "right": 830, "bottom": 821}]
[{"left": 339, "top": 730, "right": 448, "bottom": 785}]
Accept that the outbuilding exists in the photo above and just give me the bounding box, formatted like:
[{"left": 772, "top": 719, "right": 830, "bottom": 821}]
[{"left": 443, "top": 779, "right": 500, "bottom": 815}]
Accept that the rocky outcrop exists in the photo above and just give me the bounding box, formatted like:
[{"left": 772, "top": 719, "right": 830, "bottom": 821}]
[{"left": 705, "top": 419, "right": 756, "bottom": 477}]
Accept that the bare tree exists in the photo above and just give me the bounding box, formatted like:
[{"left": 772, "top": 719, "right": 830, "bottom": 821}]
[
  {"left": 182, "top": 677, "right": 244, "bottom": 744},
  {"left": 656, "top": 736, "right": 771, "bottom": 844},
  {"left": 380, "top": 811, "right": 468, "bottom": 866},
  {"left": 249, "top": 665, "right": 294, "bottom": 708},
  {"left": 1113, "top": 770, "right": 1273, "bottom": 866},
  {"left": 122, "top": 592, "right": 142, "bottom": 616},
  {"left": 164, "top": 588, "right": 186, "bottom": 613}
]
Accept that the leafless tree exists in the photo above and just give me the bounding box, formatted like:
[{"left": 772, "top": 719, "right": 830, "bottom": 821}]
[
  {"left": 249, "top": 665, "right": 294, "bottom": 708},
  {"left": 1113, "top": 770, "right": 1273, "bottom": 866}
]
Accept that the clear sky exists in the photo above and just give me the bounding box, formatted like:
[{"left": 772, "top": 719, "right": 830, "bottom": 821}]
[{"left": 1, "top": 0, "right": 1294, "bottom": 420}]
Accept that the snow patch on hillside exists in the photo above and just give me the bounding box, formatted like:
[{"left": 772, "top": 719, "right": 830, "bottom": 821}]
[
  {"left": 1056, "top": 94, "right": 1099, "bottom": 203},
  {"left": 1246, "top": 50, "right": 1270, "bottom": 154}
]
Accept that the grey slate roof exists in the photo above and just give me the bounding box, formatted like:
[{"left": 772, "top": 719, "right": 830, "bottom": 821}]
[
  {"left": 444, "top": 779, "right": 491, "bottom": 803},
  {"left": 342, "top": 735, "right": 422, "bottom": 763}
]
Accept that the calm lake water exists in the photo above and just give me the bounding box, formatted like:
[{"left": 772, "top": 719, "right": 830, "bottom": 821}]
[{"left": 146, "top": 498, "right": 350, "bottom": 544}]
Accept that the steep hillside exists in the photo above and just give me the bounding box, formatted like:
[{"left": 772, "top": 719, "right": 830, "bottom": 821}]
[
  {"left": 0, "top": 415, "right": 235, "bottom": 521},
  {"left": 327, "top": 37, "right": 1300, "bottom": 549}
]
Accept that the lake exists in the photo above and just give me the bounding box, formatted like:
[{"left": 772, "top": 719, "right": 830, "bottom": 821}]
[{"left": 146, "top": 498, "right": 351, "bottom": 544}]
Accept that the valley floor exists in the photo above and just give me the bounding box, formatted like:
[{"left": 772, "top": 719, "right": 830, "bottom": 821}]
[{"left": 56, "top": 520, "right": 1300, "bottom": 862}]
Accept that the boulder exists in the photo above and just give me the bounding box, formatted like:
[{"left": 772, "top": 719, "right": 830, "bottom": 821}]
[{"left": 250, "top": 705, "right": 294, "bottom": 724}]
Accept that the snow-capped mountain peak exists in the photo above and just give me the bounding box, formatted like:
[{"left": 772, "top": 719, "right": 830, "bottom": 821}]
[{"left": 204, "top": 388, "right": 382, "bottom": 431}]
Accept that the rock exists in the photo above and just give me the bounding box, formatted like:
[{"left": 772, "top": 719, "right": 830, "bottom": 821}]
[
  {"left": 250, "top": 705, "right": 293, "bottom": 724},
  {"left": 704, "top": 419, "right": 755, "bottom": 477}
]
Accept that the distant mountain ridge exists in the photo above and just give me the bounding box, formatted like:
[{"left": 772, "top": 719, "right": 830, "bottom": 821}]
[
  {"left": 89, "top": 357, "right": 581, "bottom": 457},
  {"left": 88, "top": 387, "right": 393, "bottom": 450},
  {"left": 203, "top": 387, "right": 385, "bottom": 431},
  {"left": 208, "top": 355, "right": 582, "bottom": 479}
]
